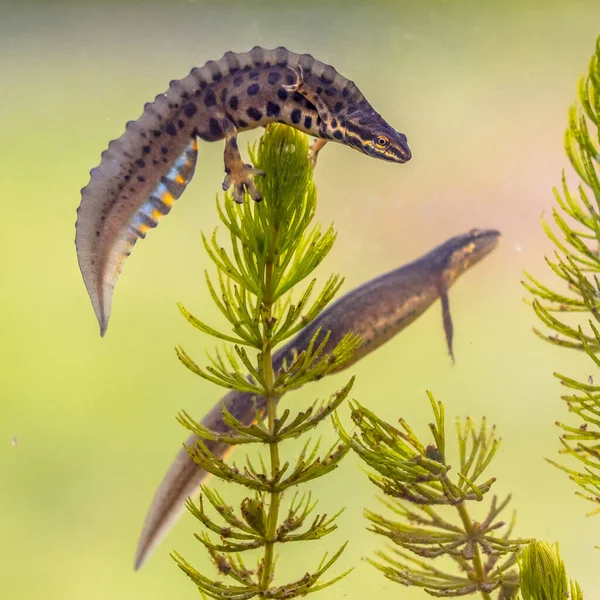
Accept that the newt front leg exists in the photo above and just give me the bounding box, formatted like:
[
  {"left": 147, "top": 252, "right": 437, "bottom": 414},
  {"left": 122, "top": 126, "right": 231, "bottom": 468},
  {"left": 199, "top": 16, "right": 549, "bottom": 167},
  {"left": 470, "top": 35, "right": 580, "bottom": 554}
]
[
  {"left": 221, "top": 120, "right": 265, "bottom": 204},
  {"left": 437, "top": 279, "right": 455, "bottom": 364}
]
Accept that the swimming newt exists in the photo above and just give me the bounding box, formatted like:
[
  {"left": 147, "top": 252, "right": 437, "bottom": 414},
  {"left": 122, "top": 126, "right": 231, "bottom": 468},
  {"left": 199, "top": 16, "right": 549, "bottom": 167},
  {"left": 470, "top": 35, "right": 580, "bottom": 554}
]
[
  {"left": 75, "top": 46, "right": 412, "bottom": 336},
  {"left": 133, "top": 228, "right": 501, "bottom": 569}
]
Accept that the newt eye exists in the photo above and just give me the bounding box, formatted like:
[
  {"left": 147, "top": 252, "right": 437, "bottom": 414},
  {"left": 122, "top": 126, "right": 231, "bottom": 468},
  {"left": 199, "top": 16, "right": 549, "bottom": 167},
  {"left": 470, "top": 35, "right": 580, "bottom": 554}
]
[{"left": 374, "top": 136, "right": 389, "bottom": 149}]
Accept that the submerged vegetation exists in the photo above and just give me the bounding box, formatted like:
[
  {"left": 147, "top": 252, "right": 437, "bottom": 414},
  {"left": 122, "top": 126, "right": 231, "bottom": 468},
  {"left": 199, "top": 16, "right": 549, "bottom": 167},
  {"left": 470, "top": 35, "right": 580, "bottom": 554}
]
[
  {"left": 335, "top": 394, "right": 525, "bottom": 598},
  {"left": 172, "top": 124, "right": 359, "bottom": 598},
  {"left": 524, "top": 37, "right": 600, "bottom": 516}
]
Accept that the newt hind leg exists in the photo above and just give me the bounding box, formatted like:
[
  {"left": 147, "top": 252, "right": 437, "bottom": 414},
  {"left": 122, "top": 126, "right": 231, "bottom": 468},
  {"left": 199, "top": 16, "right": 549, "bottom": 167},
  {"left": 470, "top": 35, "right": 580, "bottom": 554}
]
[
  {"left": 309, "top": 138, "right": 328, "bottom": 168},
  {"left": 221, "top": 120, "right": 265, "bottom": 204},
  {"left": 283, "top": 66, "right": 331, "bottom": 168}
]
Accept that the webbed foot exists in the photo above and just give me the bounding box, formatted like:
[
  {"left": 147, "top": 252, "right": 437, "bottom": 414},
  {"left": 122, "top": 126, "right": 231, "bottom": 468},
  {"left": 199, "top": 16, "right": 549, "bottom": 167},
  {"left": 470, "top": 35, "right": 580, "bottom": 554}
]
[{"left": 222, "top": 164, "right": 265, "bottom": 204}]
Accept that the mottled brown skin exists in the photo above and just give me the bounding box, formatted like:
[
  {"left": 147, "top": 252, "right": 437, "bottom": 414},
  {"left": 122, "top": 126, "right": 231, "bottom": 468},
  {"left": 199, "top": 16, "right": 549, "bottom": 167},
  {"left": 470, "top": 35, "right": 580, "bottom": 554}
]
[
  {"left": 155, "top": 47, "right": 412, "bottom": 202},
  {"left": 133, "top": 228, "right": 501, "bottom": 570},
  {"left": 76, "top": 46, "right": 412, "bottom": 336}
]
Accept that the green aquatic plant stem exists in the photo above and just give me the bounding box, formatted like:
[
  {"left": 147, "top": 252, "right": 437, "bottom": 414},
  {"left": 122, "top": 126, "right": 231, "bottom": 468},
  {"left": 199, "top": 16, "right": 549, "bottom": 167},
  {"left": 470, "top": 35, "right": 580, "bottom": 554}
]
[
  {"left": 455, "top": 503, "right": 492, "bottom": 600},
  {"left": 259, "top": 257, "right": 281, "bottom": 593}
]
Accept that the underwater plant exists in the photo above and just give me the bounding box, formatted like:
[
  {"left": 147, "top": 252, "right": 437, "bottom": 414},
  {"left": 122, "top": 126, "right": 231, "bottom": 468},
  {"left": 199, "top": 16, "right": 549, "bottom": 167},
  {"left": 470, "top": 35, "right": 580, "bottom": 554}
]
[
  {"left": 335, "top": 393, "right": 526, "bottom": 598},
  {"left": 518, "top": 541, "right": 583, "bottom": 600},
  {"left": 524, "top": 36, "right": 600, "bottom": 518},
  {"left": 170, "top": 124, "right": 360, "bottom": 598}
]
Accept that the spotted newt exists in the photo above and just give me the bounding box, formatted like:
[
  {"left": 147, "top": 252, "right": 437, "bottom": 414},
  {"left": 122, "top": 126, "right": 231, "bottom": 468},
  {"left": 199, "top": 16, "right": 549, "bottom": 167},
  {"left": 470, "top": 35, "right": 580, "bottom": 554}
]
[
  {"left": 133, "top": 228, "right": 501, "bottom": 570},
  {"left": 75, "top": 46, "right": 412, "bottom": 336}
]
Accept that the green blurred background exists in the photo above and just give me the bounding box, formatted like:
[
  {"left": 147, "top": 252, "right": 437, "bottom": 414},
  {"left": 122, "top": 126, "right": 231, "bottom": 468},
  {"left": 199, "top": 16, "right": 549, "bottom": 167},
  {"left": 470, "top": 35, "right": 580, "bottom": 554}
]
[{"left": 2, "top": 0, "right": 600, "bottom": 597}]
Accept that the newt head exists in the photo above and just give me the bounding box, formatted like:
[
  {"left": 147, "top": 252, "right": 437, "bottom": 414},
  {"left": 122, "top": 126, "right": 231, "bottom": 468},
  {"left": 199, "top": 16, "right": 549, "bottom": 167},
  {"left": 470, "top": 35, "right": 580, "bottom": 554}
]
[
  {"left": 342, "top": 110, "right": 411, "bottom": 163},
  {"left": 445, "top": 228, "right": 501, "bottom": 280}
]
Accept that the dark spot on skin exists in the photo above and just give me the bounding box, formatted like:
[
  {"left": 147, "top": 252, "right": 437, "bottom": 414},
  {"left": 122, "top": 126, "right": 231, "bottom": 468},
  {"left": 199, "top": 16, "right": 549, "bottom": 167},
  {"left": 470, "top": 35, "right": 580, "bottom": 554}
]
[
  {"left": 204, "top": 89, "right": 216, "bottom": 107},
  {"left": 305, "top": 99, "right": 316, "bottom": 111},
  {"left": 142, "top": 145, "right": 151, "bottom": 154},
  {"left": 304, "top": 116, "right": 312, "bottom": 129},
  {"left": 286, "top": 73, "right": 295, "bottom": 85},
  {"left": 334, "top": 101, "right": 344, "bottom": 113},
  {"left": 180, "top": 91, "right": 189, "bottom": 100},
  {"left": 291, "top": 109, "right": 301, "bottom": 124},
  {"left": 325, "top": 87, "right": 336, "bottom": 96},
  {"left": 137, "top": 175, "right": 146, "bottom": 182},
  {"left": 136, "top": 159, "right": 146, "bottom": 168},
  {"left": 220, "top": 88, "right": 228, "bottom": 102},
  {"left": 152, "top": 129, "right": 161, "bottom": 138},
  {"left": 317, "top": 116, "right": 322, "bottom": 126},
  {"left": 233, "top": 76, "right": 243, "bottom": 87},
  {"left": 229, "top": 95, "right": 239, "bottom": 110},
  {"left": 268, "top": 71, "right": 281, "bottom": 85},
  {"left": 277, "top": 88, "right": 288, "bottom": 101},
  {"left": 238, "top": 119, "right": 249, "bottom": 128},
  {"left": 195, "top": 89, "right": 202, "bottom": 97},
  {"left": 320, "top": 74, "right": 334, "bottom": 85},
  {"left": 213, "top": 72, "right": 223, "bottom": 82},
  {"left": 124, "top": 175, "right": 130, "bottom": 181},
  {"left": 230, "top": 137, "right": 238, "bottom": 150},
  {"left": 247, "top": 83, "right": 260, "bottom": 96},
  {"left": 162, "top": 157, "right": 168, "bottom": 163},
  {"left": 166, "top": 122, "right": 177, "bottom": 136},
  {"left": 331, "top": 118, "right": 338, "bottom": 128},
  {"left": 247, "top": 107, "right": 263, "bottom": 121},
  {"left": 183, "top": 102, "right": 197, "bottom": 118},
  {"left": 243, "top": 65, "right": 251, "bottom": 72},
  {"left": 152, "top": 159, "right": 159, "bottom": 166},
  {"left": 342, "top": 88, "right": 349, "bottom": 97},
  {"left": 316, "top": 86, "right": 322, "bottom": 94},
  {"left": 292, "top": 91, "right": 304, "bottom": 103},
  {"left": 249, "top": 70, "right": 259, "bottom": 80},
  {"left": 266, "top": 101, "right": 280, "bottom": 117},
  {"left": 161, "top": 146, "right": 168, "bottom": 154},
  {"left": 177, "top": 119, "right": 185, "bottom": 129},
  {"left": 209, "top": 118, "right": 222, "bottom": 137},
  {"left": 334, "top": 130, "right": 343, "bottom": 140}
]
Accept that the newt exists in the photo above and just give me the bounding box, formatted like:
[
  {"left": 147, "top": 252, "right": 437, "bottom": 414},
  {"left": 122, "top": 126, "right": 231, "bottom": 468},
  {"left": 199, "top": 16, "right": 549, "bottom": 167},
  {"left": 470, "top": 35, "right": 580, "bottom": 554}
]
[
  {"left": 133, "top": 228, "right": 501, "bottom": 570},
  {"left": 75, "top": 46, "right": 412, "bottom": 336}
]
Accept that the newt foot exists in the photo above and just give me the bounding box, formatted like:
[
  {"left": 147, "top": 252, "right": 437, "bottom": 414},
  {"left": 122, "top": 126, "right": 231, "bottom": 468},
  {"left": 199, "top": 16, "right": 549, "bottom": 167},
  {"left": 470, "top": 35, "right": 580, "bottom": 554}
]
[{"left": 222, "top": 164, "right": 265, "bottom": 204}]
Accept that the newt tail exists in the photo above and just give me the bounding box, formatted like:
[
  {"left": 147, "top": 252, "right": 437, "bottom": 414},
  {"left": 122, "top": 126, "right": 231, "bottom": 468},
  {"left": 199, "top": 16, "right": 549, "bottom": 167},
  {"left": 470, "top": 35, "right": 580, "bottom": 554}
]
[{"left": 75, "top": 46, "right": 412, "bottom": 336}]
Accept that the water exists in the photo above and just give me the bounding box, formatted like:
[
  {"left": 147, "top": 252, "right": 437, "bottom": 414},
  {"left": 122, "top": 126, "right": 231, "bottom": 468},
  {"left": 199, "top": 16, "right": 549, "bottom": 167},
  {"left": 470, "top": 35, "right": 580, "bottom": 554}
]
[{"left": 1, "top": 0, "right": 599, "bottom": 597}]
